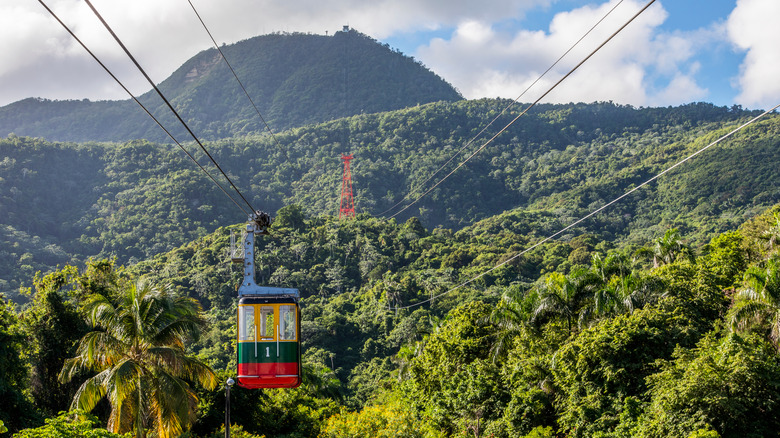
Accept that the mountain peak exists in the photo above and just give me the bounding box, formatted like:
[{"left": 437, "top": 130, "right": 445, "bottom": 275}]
[{"left": 0, "top": 30, "right": 462, "bottom": 143}]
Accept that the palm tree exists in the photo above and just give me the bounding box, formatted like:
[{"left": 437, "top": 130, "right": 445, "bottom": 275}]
[
  {"left": 591, "top": 251, "right": 634, "bottom": 283},
  {"left": 532, "top": 268, "right": 595, "bottom": 333},
  {"left": 729, "top": 257, "right": 780, "bottom": 348},
  {"left": 60, "top": 280, "right": 217, "bottom": 438},
  {"left": 605, "top": 271, "right": 663, "bottom": 315},
  {"left": 487, "top": 285, "right": 531, "bottom": 361},
  {"left": 579, "top": 250, "right": 664, "bottom": 327},
  {"left": 640, "top": 228, "right": 695, "bottom": 268},
  {"left": 762, "top": 212, "right": 780, "bottom": 256},
  {"left": 300, "top": 362, "right": 341, "bottom": 399}
]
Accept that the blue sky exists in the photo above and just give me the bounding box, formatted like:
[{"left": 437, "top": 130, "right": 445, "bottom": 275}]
[
  {"left": 1, "top": 0, "right": 777, "bottom": 109},
  {"left": 381, "top": 0, "right": 742, "bottom": 106},
  {"left": 655, "top": 1, "right": 744, "bottom": 107}
]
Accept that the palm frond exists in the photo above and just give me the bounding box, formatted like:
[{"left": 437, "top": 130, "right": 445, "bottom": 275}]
[
  {"left": 144, "top": 346, "right": 215, "bottom": 388},
  {"left": 106, "top": 359, "right": 145, "bottom": 435},
  {"left": 109, "top": 381, "right": 140, "bottom": 435},
  {"left": 70, "top": 369, "right": 109, "bottom": 411},
  {"left": 150, "top": 371, "right": 198, "bottom": 438},
  {"left": 105, "top": 359, "right": 142, "bottom": 408},
  {"left": 729, "top": 299, "right": 770, "bottom": 332},
  {"left": 177, "top": 355, "right": 219, "bottom": 390},
  {"left": 80, "top": 330, "right": 125, "bottom": 367}
]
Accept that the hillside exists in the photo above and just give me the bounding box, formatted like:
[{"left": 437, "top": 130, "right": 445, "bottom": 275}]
[
  {"left": 8, "top": 200, "right": 780, "bottom": 436},
  {"left": 1, "top": 101, "right": 777, "bottom": 301},
  {"left": 0, "top": 28, "right": 462, "bottom": 143}
]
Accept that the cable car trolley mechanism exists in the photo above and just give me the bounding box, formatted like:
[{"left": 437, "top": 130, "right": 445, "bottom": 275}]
[{"left": 232, "top": 212, "right": 301, "bottom": 389}]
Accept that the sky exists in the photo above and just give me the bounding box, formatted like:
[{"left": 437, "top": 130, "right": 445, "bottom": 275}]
[{"left": 1, "top": 0, "right": 778, "bottom": 110}]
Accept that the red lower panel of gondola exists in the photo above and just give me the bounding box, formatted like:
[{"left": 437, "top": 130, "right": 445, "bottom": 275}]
[{"left": 237, "top": 362, "right": 301, "bottom": 388}]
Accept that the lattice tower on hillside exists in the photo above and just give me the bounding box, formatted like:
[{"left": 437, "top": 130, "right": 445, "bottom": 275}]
[{"left": 339, "top": 153, "right": 355, "bottom": 218}]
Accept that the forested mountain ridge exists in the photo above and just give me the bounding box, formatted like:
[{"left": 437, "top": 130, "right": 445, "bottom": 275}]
[
  {"left": 0, "top": 100, "right": 775, "bottom": 300},
  {"left": 0, "top": 28, "right": 462, "bottom": 143}
]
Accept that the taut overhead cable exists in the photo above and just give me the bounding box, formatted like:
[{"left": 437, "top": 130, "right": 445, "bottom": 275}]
[
  {"left": 390, "top": 103, "right": 780, "bottom": 311},
  {"left": 377, "top": 0, "right": 626, "bottom": 217},
  {"left": 387, "top": 0, "right": 657, "bottom": 220},
  {"left": 84, "top": 0, "right": 259, "bottom": 215},
  {"left": 37, "top": 0, "right": 251, "bottom": 217},
  {"left": 186, "top": 0, "right": 291, "bottom": 162}
]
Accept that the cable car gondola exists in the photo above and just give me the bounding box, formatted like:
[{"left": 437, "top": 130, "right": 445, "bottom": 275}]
[
  {"left": 237, "top": 292, "right": 301, "bottom": 388},
  {"left": 233, "top": 213, "right": 301, "bottom": 389}
]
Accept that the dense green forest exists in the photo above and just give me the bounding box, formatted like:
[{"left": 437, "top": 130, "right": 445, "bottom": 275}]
[
  {"left": 1, "top": 100, "right": 776, "bottom": 300},
  {"left": 0, "top": 29, "right": 461, "bottom": 143},
  {"left": 3, "top": 202, "right": 780, "bottom": 437}
]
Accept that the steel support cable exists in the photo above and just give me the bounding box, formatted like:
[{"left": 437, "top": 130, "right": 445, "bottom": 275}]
[
  {"left": 387, "top": 0, "right": 656, "bottom": 220},
  {"left": 37, "top": 0, "right": 250, "bottom": 217},
  {"left": 83, "top": 0, "right": 258, "bottom": 215},
  {"left": 389, "top": 103, "right": 780, "bottom": 311},
  {"left": 377, "top": 0, "right": 625, "bottom": 217},
  {"left": 185, "top": 0, "right": 290, "bottom": 163}
]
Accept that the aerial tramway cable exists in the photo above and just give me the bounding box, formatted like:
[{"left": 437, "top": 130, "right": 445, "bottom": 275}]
[
  {"left": 83, "top": 0, "right": 259, "bottom": 216},
  {"left": 377, "top": 0, "right": 626, "bottom": 217},
  {"left": 389, "top": 102, "right": 780, "bottom": 311},
  {"left": 386, "top": 0, "right": 657, "bottom": 220},
  {"left": 37, "top": 0, "right": 251, "bottom": 218},
  {"left": 40, "top": 2, "right": 298, "bottom": 388},
  {"left": 185, "top": 0, "right": 291, "bottom": 163}
]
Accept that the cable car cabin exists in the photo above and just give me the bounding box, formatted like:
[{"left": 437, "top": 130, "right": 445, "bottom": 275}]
[
  {"left": 237, "top": 295, "right": 301, "bottom": 389},
  {"left": 233, "top": 216, "right": 301, "bottom": 389}
]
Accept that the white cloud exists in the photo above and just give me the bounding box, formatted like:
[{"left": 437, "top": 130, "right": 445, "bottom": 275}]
[
  {"left": 417, "top": 0, "right": 711, "bottom": 106},
  {"left": 727, "top": 0, "right": 780, "bottom": 109},
  {"left": 649, "top": 68, "right": 708, "bottom": 106}
]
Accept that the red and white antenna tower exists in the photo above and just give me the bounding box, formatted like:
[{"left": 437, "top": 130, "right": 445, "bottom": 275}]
[{"left": 339, "top": 153, "right": 355, "bottom": 218}]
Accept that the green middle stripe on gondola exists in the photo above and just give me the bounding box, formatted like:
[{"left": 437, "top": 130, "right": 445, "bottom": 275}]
[{"left": 237, "top": 341, "right": 298, "bottom": 363}]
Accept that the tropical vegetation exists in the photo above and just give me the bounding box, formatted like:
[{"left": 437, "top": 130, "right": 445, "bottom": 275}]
[
  {"left": 59, "top": 279, "right": 217, "bottom": 437},
  {"left": 3, "top": 203, "right": 780, "bottom": 437},
  {"left": 2, "top": 100, "right": 777, "bottom": 300}
]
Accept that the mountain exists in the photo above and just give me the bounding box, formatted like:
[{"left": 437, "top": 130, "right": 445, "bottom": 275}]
[
  {"left": 0, "top": 28, "right": 462, "bottom": 143},
  {"left": 1, "top": 100, "right": 776, "bottom": 300}
]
